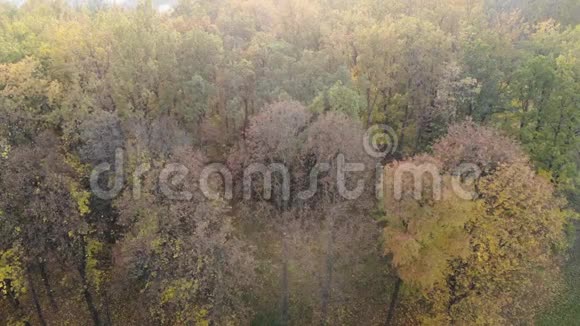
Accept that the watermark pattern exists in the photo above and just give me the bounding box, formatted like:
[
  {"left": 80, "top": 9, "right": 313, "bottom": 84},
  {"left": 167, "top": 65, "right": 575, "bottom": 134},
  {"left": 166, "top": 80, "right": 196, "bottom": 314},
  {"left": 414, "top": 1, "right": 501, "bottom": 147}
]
[
  {"left": 363, "top": 124, "right": 398, "bottom": 158},
  {"left": 88, "top": 124, "right": 481, "bottom": 203},
  {"left": 90, "top": 148, "right": 124, "bottom": 200},
  {"left": 392, "top": 162, "right": 442, "bottom": 201}
]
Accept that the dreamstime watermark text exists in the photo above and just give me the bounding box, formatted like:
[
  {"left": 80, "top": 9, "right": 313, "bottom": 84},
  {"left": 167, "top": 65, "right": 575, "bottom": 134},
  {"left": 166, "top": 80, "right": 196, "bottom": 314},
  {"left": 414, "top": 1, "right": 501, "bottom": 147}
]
[{"left": 89, "top": 125, "right": 480, "bottom": 202}]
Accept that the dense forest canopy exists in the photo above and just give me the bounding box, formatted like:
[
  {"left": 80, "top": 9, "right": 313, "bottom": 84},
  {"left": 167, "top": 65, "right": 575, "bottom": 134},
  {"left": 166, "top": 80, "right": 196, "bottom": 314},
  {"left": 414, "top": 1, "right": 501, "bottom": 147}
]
[{"left": 0, "top": 0, "right": 578, "bottom": 325}]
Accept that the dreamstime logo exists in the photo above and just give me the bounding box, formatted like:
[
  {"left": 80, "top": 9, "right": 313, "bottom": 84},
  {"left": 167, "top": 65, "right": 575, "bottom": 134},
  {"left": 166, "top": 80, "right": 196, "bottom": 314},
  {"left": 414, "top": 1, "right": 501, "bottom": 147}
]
[
  {"left": 387, "top": 161, "right": 480, "bottom": 201},
  {"left": 363, "top": 124, "right": 398, "bottom": 158},
  {"left": 89, "top": 151, "right": 381, "bottom": 202},
  {"left": 89, "top": 124, "right": 479, "bottom": 202}
]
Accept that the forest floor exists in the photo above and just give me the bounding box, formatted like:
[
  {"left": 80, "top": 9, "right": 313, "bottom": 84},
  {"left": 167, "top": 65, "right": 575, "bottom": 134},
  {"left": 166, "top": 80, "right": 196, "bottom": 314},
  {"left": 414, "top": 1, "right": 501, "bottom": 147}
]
[{"left": 537, "top": 222, "right": 580, "bottom": 325}]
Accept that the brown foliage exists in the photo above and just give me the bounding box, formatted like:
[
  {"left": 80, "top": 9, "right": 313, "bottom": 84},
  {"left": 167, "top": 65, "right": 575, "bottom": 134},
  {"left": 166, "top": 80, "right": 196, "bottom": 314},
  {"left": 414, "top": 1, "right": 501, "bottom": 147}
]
[{"left": 432, "top": 119, "right": 527, "bottom": 174}]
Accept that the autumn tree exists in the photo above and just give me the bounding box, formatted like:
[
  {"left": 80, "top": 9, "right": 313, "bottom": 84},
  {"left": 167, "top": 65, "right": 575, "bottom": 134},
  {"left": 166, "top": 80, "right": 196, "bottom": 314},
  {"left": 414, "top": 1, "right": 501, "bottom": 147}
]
[
  {"left": 0, "top": 132, "right": 99, "bottom": 325},
  {"left": 383, "top": 121, "right": 570, "bottom": 324}
]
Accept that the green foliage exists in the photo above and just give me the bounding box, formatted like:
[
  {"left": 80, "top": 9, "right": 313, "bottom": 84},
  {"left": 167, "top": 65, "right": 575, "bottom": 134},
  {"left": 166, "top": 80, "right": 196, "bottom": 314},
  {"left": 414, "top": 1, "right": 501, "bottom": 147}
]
[
  {"left": 310, "top": 81, "right": 364, "bottom": 118},
  {"left": 86, "top": 238, "right": 107, "bottom": 291},
  {"left": 384, "top": 130, "right": 570, "bottom": 324},
  {"left": 440, "top": 163, "right": 568, "bottom": 324},
  {"left": 383, "top": 158, "right": 478, "bottom": 290},
  {"left": 0, "top": 248, "right": 25, "bottom": 299},
  {"left": 0, "top": 0, "right": 578, "bottom": 324}
]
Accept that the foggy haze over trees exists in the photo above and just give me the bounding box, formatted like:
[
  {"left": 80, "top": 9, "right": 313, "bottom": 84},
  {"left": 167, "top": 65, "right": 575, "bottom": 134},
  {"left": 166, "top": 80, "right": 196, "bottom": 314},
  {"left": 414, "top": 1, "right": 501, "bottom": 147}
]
[{"left": 0, "top": 0, "right": 578, "bottom": 325}]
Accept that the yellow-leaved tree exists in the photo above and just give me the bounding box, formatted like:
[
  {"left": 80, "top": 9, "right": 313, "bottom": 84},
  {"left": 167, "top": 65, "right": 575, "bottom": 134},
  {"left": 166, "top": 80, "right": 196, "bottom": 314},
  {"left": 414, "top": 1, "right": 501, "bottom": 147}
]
[{"left": 383, "top": 121, "right": 570, "bottom": 325}]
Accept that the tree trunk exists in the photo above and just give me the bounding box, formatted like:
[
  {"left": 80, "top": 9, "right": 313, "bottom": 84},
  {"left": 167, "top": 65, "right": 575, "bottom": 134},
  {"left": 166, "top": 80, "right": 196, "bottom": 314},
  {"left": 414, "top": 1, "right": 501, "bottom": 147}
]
[
  {"left": 78, "top": 237, "right": 101, "bottom": 326},
  {"left": 103, "top": 291, "right": 113, "bottom": 326},
  {"left": 414, "top": 123, "right": 423, "bottom": 155},
  {"left": 534, "top": 88, "right": 549, "bottom": 134},
  {"left": 320, "top": 217, "right": 336, "bottom": 326},
  {"left": 38, "top": 259, "right": 58, "bottom": 311},
  {"left": 99, "top": 282, "right": 113, "bottom": 326},
  {"left": 26, "top": 269, "right": 47, "bottom": 326},
  {"left": 519, "top": 97, "right": 529, "bottom": 131},
  {"left": 398, "top": 104, "right": 410, "bottom": 154},
  {"left": 4, "top": 279, "right": 21, "bottom": 309},
  {"left": 242, "top": 96, "right": 249, "bottom": 139},
  {"left": 385, "top": 277, "right": 402, "bottom": 326},
  {"left": 81, "top": 283, "right": 101, "bottom": 326},
  {"left": 366, "top": 88, "right": 378, "bottom": 127},
  {"left": 280, "top": 232, "right": 290, "bottom": 326},
  {"left": 548, "top": 100, "right": 565, "bottom": 172}
]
